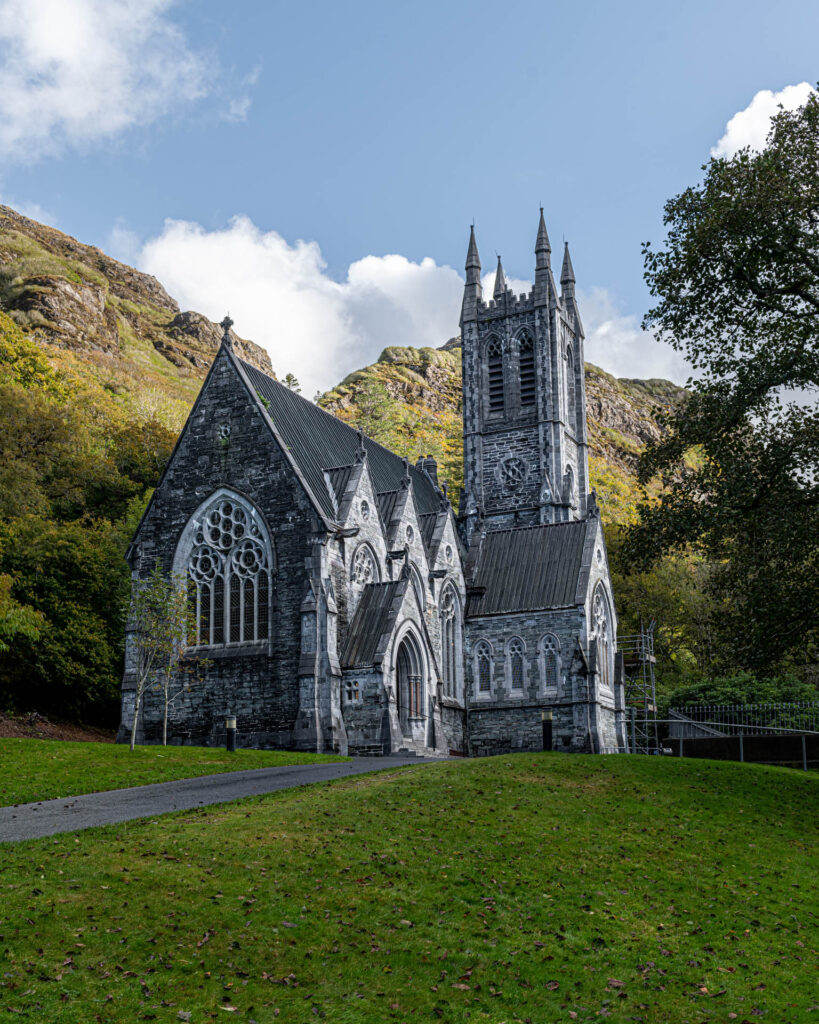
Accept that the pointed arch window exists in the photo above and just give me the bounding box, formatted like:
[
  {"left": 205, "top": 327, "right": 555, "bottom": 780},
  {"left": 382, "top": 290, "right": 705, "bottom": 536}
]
[
  {"left": 566, "top": 344, "right": 577, "bottom": 425},
  {"left": 440, "top": 584, "right": 462, "bottom": 700},
  {"left": 540, "top": 634, "right": 560, "bottom": 691},
  {"left": 593, "top": 585, "right": 613, "bottom": 690},
  {"left": 487, "top": 338, "right": 504, "bottom": 415},
  {"left": 410, "top": 563, "right": 426, "bottom": 612},
  {"left": 507, "top": 637, "right": 526, "bottom": 691},
  {"left": 474, "top": 639, "right": 492, "bottom": 696},
  {"left": 519, "top": 332, "right": 536, "bottom": 408},
  {"left": 185, "top": 494, "right": 272, "bottom": 648}
]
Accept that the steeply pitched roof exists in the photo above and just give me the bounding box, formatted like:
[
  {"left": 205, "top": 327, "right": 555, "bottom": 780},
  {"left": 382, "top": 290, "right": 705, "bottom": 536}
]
[
  {"left": 419, "top": 512, "right": 438, "bottom": 551},
  {"left": 465, "top": 521, "right": 590, "bottom": 617},
  {"left": 342, "top": 581, "right": 406, "bottom": 668},
  {"left": 325, "top": 465, "right": 354, "bottom": 507},
  {"left": 240, "top": 359, "right": 442, "bottom": 524}
]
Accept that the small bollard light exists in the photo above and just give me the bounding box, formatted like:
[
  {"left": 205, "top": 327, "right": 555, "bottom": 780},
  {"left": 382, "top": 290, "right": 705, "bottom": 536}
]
[
  {"left": 541, "top": 709, "right": 553, "bottom": 752},
  {"left": 225, "top": 714, "right": 237, "bottom": 753}
]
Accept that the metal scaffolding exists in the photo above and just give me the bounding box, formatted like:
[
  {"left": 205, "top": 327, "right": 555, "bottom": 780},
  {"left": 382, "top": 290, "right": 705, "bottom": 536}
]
[{"left": 618, "top": 620, "right": 660, "bottom": 754}]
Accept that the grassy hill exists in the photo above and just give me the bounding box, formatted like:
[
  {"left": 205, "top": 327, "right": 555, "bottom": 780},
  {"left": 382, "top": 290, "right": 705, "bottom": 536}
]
[{"left": 0, "top": 753, "right": 815, "bottom": 1022}]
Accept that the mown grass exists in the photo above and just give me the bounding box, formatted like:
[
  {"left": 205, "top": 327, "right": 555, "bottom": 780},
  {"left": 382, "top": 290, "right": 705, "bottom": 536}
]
[
  {"left": 1, "top": 754, "right": 816, "bottom": 1023},
  {"left": 0, "top": 740, "right": 347, "bottom": 806}
]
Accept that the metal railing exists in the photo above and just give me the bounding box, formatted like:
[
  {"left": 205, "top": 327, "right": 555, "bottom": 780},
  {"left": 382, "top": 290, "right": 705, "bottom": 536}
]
[{"left": 670, "top": 702, "right": 819, "bottom": 737}]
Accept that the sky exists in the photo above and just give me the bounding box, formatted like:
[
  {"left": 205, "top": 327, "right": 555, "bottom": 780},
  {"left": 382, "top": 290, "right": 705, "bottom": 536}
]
[{"left": 0, "top": 0, "right": 817, "bottom": 397}]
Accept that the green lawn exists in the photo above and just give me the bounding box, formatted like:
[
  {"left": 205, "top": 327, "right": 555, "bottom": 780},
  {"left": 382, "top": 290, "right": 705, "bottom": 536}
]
[
  {"left": 0, "top": 754, "right": 816, "bottom": 1023},
  {"left": 0, "top": 740, "right": 347, "bottom": 806}
]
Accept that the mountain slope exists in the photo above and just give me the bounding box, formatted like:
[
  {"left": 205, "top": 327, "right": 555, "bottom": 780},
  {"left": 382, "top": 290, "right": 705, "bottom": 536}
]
[
  {"left": 320, "top": 344, "right": 686, "bottom": 524},
  {"left": 0, "top": 205, "right": 271, "bottom": 429}
]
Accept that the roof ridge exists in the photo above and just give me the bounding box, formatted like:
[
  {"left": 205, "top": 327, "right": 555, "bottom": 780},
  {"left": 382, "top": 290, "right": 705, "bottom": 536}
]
[{"left": 239, "top": 356, "right": 434, "bottom": 478}]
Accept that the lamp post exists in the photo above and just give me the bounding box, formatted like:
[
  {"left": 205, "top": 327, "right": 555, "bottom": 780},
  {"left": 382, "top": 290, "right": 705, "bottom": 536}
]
[
  {"left": 225, "top": 714, "right": 237, "bottom": 753},
  {"left": 542, "top": 709, "right": 553, "bottom": 752}
]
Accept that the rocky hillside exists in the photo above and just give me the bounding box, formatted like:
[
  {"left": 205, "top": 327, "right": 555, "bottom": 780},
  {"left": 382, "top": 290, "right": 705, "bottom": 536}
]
[
  {"left": 0, "top": 205, "right": 271, "bottom": 426},
  {"left": 0, "top": 203, "right": 685, "bottom": 525},
  {"left": 321, "top": 343, "right": 686, "bottom": 525}
]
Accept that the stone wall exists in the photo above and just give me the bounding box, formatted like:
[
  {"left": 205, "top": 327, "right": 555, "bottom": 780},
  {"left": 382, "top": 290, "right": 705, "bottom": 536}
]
[{"left": 118, "top": 347, "right": 321, "bottom": 747}]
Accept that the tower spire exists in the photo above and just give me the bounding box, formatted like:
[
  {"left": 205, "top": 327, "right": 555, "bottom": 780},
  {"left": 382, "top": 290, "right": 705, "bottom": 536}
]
[
  {"left": 461, "top": 224, "right": 483, "bottom": 325},
  {"left": 493, "top": 254, "right": 506, "bottom": 300},
  {"left": 561, "top": 241, "right": 576, "bottom": 292},
  {"left": 535, "top": 208, "right": 551, "bottom": 259},
  {"left": 534, "top": 209, "right": 553, "bottom": 306}
]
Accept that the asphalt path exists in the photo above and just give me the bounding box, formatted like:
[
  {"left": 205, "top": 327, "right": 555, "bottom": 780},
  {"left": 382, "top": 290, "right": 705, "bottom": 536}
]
[{"left": 0, "top": 755, "right": 439, "bottom": 843}]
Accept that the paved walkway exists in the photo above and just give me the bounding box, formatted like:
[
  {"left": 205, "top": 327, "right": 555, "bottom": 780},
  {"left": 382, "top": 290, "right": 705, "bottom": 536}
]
[{"left": 0, "top": 756, "right": 438, "bottom": 843}]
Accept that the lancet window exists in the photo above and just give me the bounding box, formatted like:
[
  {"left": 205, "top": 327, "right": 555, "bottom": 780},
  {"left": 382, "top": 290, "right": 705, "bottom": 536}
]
[
  {"left": 475, "top": 639, "right": 492, "bottom": 695},
  {"left": 507, "top": 637, "right": 525, "bottom": 690},
  {"left": 519, "top": 332, "right": 536, "bottom": 408},
  {"left": 186, "top": 494, "right": 272, "bottom": 647},
  {"left": 593, "top": 585, "right": 613, "bottom": 689},
  {"left": 566, "top": 345, "right": 577, "bottom": 425},
  {"left": 440, "top": 584, "right": 461, "bottom": 699},
  {"left": 487, "top": 338, "right": 504, "bottom": 415},
  {"left": 540, "top": 633, "right": 560, "bottom": 690}
]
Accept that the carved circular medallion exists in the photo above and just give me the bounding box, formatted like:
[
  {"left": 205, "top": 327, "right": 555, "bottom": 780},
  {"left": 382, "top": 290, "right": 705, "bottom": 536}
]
[{"left": 500, "top": 456, "right": 528, "bottom": 492}]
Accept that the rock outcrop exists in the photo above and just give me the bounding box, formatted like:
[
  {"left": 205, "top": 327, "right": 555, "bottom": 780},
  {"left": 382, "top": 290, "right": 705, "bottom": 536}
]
[{"left": 0, "top": 205, "right": 272, "bottom": 376}]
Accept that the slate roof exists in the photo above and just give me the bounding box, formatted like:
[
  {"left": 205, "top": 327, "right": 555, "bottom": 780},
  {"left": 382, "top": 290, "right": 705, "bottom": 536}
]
[
  {"left": 465, "top": 521, "right": 590, "bottom": 617},
  {"left": 419, "top": 512, "right": 438, "bottom": 551},
  {"left": 342, "top": 581, "right": 405, "bottom": 668},
  {"left": 240, "top": 359, "right": 442, "bottom": 523},
  {"left": 325, "top": 465, "right": 354, "bottom": 507},
  {"left": 376, "top": 490, "right": 401, "bottom": 532}
]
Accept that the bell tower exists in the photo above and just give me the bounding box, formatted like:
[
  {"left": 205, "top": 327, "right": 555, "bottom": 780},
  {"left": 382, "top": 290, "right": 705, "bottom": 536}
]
[{"left": 459, "top": 212, "right": 590, "bottom": 541}]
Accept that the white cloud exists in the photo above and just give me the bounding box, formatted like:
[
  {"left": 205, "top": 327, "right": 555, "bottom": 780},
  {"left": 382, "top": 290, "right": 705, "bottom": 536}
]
[
  {"left": 711, "top": 82, "right": 816, "bottom": 159},
  {"left": 580, "top": 286, "right": 691, "bottom": 384},
  {"left": 0, "top": 0, "right": 209, "bottom": 163},
  {"left": 138, "top": 216, "right": 464, "bottom": 398},
  {"left": 137, "top": 215, "right": 689, "bottom": 397}
]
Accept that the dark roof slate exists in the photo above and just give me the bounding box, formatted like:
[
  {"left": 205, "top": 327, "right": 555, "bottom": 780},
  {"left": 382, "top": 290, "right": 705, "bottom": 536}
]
[
  {"left": 419, "top": 512, "right": 438, "bottom": 552},
  {"left": 240, "top": 359, "right": 441, "bottom": 523},
  {"left": 342, "top": 581, "right": 405, "bottom": 668},
  {"left": 465, "top": 521, "right": 589, "bottom": 617},
  {"left": 325, "top": 465, "right": 354, "bottom": 507}
]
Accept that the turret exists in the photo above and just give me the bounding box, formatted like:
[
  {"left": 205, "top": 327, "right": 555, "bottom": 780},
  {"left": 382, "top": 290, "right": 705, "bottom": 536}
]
[
  {"left": 493, "top": 255, "right": 506, "bottom": 301},
  {"left": 461, "top": 225, "right": 482, "bottom": 325},
  {"left": 534, "top": 209, "right": 553, "bottom": 306},
  {"left": 560, "top": 242, "right": 576, "bottom": 300}
]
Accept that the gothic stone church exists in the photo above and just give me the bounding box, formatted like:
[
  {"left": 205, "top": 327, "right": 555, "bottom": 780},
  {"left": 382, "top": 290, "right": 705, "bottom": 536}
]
[{"left": 119, "top": 213, "right": 628, "bottom": 756}]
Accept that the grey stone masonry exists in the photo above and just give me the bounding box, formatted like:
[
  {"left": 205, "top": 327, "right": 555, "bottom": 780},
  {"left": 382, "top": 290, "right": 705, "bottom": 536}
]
[{"left": 458, "top": 214, "right": 623, "bottom": 757}]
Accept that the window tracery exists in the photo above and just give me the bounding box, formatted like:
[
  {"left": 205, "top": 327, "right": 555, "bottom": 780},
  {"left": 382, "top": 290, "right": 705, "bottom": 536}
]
[
  {"left": 475, "top": 639, "right": 492, "bottom": 695},
  {"left": 507, "top": 637, "right": 525, "bottom": 690},
  {"left": 440, "top": 585, "right": 461, "bottom": 699},
  {"left": 540, "top": 633, "right": 560, "bottom": 690},
  {"left": 593, "top": 585, "right": 612, "bottom": 689},
  {"left": 351, "top": 544, "right": 378, "bottom": 586},
  {"left": 186, "top": 495, "right": 271, "bottom": 647}
]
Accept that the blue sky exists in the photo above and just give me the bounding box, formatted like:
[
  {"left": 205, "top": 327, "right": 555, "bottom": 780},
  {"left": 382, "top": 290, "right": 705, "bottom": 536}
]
[{"left": 1, "top": 0, "right": 817, "bottom": 394}]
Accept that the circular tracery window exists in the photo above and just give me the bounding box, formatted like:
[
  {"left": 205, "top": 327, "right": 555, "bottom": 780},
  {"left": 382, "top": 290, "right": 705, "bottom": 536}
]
[{"left": 352, "top": 545, "right": 376, "bottom": 586}]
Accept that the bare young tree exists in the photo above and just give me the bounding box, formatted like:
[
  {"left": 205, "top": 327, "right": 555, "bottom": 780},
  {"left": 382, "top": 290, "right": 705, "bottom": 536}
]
[{"left": 128, "top": 565, "right": 195, "bottom": 751}]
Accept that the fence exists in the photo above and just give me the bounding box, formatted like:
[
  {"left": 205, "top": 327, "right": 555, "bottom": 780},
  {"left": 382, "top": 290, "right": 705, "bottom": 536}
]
[{"left": 669, "top": 702, "right": 819, "bottom": 738}]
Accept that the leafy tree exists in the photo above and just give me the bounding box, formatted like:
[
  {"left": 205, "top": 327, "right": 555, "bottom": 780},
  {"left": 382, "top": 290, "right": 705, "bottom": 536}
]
[
  {"left": 630, "top": 86, "right": 819, "bottom": 678},
  {"left": 664, "top": 671, "right": 817, "bottom": 710},
  {"left": 0, "top": 572, "right": 42, "bottom": 655},
  {"left": 283, "top": 372, "right": 301, "bottom": 393}
]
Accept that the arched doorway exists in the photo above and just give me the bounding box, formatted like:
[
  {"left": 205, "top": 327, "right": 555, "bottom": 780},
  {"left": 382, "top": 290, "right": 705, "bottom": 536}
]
[{"left": 396, "top": 631, "right": 424, "bottom": 737}]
